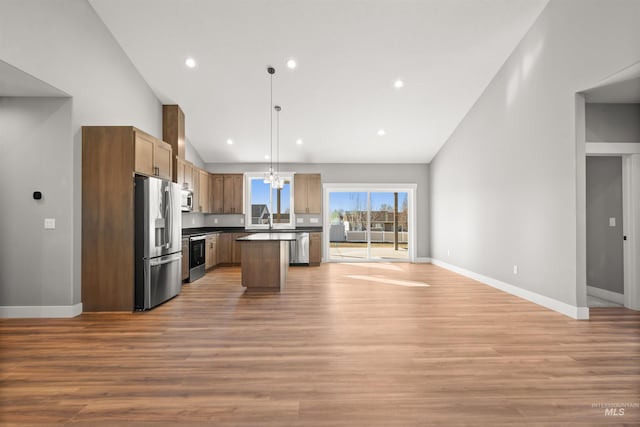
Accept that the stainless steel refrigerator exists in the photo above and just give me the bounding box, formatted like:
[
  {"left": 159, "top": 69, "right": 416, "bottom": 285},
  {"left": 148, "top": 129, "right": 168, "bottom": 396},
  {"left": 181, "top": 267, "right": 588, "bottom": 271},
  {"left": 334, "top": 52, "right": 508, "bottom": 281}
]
[{"left": 134, "top": 175, "right": 182, "bottom": 310}]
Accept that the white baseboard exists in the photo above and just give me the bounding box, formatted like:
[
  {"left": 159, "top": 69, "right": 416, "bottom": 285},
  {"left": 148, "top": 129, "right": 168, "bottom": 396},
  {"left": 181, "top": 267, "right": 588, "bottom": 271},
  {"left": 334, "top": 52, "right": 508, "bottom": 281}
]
[
  {"left": 0, "top": 303, "right": 83, "bottom": 318},
  {"left": 414, "top": 257, "right": 432, "bottom": 263},
  {"left": 587, "top": 285, "right": 624, "bottom": 305},
  {"left": 430, "top": 259, "right": 589, "bottom": 320}
]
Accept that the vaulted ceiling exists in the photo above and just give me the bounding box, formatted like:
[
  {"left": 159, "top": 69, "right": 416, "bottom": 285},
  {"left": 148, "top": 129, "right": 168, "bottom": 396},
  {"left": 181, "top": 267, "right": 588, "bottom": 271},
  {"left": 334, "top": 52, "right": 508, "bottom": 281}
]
[{"left": 90, "top": 0, "right": 548, "bottom": 164}]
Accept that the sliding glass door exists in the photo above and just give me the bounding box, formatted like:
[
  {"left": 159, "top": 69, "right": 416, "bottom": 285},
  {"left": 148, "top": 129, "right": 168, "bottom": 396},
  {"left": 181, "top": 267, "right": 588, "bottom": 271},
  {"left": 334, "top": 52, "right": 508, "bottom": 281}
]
[{"left": 327, "top": 187, "right": 412, "bottom": 261}]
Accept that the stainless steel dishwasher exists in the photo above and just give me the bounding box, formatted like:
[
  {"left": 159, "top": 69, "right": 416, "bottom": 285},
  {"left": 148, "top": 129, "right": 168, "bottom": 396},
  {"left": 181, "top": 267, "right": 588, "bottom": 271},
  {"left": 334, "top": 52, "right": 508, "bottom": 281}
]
[{"left": 289, "top": 232, "right": 309, "bottom": 265}]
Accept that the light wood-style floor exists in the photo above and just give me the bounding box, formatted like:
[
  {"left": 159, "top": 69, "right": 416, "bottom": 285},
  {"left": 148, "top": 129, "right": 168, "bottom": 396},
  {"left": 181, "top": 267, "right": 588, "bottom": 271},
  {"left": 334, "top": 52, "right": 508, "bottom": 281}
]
[{"left": 1, "top": 263, "right": 639, "bottom": 426}]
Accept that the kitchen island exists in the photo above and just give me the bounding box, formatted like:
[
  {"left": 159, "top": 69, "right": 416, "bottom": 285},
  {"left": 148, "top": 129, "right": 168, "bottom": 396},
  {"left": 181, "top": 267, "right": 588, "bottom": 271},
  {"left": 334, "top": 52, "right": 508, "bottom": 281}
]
[{"left": 236, "top": 233, "right": 298, "bottom": 292}]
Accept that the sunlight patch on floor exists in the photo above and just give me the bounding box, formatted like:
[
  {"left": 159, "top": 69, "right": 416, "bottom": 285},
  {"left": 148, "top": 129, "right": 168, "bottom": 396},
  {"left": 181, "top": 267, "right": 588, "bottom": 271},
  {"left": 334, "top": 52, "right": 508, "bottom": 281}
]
[
  {"left": 341, "top": 262, "right": 405, "bottom": 271},
  {"left": 346, "top": 275, "right": 430, "bottom": 287}
]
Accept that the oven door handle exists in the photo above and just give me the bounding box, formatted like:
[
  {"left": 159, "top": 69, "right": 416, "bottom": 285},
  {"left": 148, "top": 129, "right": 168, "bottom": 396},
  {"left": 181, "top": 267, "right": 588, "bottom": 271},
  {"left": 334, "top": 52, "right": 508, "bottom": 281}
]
[
  {"left": 190, "top": 235, "right": 206, "bottom": 241},
  {"left": 150, "top": 253, "right": 182, "bottom": 267}
]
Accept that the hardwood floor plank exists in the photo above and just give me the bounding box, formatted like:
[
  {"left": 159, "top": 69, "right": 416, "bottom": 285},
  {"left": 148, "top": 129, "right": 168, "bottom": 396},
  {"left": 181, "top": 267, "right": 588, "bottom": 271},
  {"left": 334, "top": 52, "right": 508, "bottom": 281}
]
[{"left": 1, "top": 263, "right": 639, "bottom": 426}]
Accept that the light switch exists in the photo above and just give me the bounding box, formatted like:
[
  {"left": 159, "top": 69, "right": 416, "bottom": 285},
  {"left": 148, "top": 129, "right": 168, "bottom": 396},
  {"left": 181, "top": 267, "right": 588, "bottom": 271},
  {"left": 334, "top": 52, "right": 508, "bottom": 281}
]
[
  {"left": 44, "top": 218, "right": 56, "bottom": 229},
  {"left": 214, "top": 218, "right": 218, "bottom": 224},
  {"left": 609, "top": 217, "right": 616, "bottom": 227}
]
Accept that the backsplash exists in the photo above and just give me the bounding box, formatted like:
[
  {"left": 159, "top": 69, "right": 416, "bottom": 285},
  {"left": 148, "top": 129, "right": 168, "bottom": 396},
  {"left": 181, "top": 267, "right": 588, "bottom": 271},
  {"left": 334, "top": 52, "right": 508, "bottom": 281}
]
[
  {"left": 181, "top": 212, "right": 205, "bottom": 228},
  {"left": 204, "top": 214, "right": 245, "bottom": 227},
  {"left": 182, "top": 212, "right": 321, "bottom": 229}
]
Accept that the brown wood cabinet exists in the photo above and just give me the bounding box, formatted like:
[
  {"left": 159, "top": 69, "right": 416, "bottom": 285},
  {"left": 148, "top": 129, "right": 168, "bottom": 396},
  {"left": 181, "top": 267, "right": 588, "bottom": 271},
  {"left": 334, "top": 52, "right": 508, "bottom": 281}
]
[
  {"left": 176, "top": 158, "right": 195, "bottom": 191},
  {"left": 162, "top": 105, "right": 185, "bottom": 183},
  {"left": 216, "top": 232, "right": 248, "bottom": 265},
  {"left": 198, "top": 169, "right": 210, "bottom": 213},
  {"left": 181, "top": 238, "right": 189, "bottom": 281},
  {"left": 133, "top": 129, "right": 172, "bottom": 180},
  {"left": 210, "top": 174, "right": 243, "bottom": 214},
  {"left": 309, "top": 232, "right": 322, "bottom": 265},
  {"left": 205, "top": 234, "right": 217, "bottom": 270},
  {"left": 294, "top": 173, "right": 321, "bottom": 214},
  {"left": 217, "top": 233, "right": 233, "bottom": 264},
  {"left": 210, "top": 174, "right": 224, "bottom": 214},
  {"left": 223, "top": 174, "right": 244, "bottom": 214},
  {"left": 82, "top": 126, "right": 172, "bottom": 312},
  {"left": 232, "top": 233, "right": 249, "bottom": 263}
]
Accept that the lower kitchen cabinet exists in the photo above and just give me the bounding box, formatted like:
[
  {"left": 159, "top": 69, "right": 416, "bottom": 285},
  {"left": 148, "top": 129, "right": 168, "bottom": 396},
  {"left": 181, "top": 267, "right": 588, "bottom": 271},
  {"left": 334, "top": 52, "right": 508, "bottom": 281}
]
[
  {"left": 217, "top": 233, "right": 233, "bottom": 264},
  {"left": 205, "top": 234, "right": 217, "bottom": 270},
  {"left": 232, "top": 233, "right": 249, "bottom": 264},
  {"left": 309, "top": 232, "right": 322, "bottom": 265},
  {"left": 181, "top": 238, "right": 189, "bottom": 281}
]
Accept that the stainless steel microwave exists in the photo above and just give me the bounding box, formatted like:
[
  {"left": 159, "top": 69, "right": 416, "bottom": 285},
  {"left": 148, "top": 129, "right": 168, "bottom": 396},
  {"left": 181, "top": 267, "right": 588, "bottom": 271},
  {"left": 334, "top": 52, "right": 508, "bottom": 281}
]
[{"left": 180, "top": 189, "right": 193, "bottom": 212}]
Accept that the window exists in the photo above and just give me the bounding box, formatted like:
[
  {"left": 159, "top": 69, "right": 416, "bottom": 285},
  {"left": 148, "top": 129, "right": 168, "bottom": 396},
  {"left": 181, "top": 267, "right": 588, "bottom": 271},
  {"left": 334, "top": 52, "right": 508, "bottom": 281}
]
[{"left": 246, "top": 172, "right": 294, "bottom": 229}]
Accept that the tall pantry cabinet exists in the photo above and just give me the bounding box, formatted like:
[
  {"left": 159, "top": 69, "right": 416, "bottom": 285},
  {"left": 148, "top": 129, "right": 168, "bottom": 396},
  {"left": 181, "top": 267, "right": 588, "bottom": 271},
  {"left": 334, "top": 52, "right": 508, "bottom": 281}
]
[{"left": 82, "top": 126, "right": 172, "bottom": 312}]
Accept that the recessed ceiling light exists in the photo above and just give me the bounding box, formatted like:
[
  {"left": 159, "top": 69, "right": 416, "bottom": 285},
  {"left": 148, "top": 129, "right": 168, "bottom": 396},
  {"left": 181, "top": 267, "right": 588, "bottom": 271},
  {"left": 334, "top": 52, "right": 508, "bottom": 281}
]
[
  {"left": 296, "top": 139, "right": 303, "bottom": 145},
  {"left": 377, "top": 129, "right": 386, "bottom": 136},
  {"left": 264, "top": 155, "right": 270, "bottom": 160},
  {"left": 286, "top": 58, "right": 297, "bottom": 69},
  {"left": 394, "top": 79, "right": 404, "bottom": 88},
  {"left": 226, "top": 139, "right": 233, "bottom": 145},
  {"left": 185, "top": 57, "right": 196, "bottom": 68}
]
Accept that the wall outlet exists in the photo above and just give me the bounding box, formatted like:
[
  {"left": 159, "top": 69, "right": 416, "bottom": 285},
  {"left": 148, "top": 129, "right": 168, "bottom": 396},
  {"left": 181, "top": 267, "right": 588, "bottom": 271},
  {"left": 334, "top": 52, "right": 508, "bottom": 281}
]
[
  {"left": 240, "top": 217, "right": 244, "bottom": 224},
  {"left": 609, "top": 217, "right": 616, "bottom": 227},
  {"left": 44, "top": 218, "right": 56, "bottom": 229},
  {"left": 214, "top": 218, "right": 218, "bottom": 224},
  {"left": 513, "top": 265, "right": 518, "bottom": 275},
  {"left": 297, "top": 218, "right": 304, "bottom": 224},
  {"left": 191, "top": 218, "right": 195, "bottom": 225},
  {"left": 310, "top": 218, "right": 319, "bottom": 224}
]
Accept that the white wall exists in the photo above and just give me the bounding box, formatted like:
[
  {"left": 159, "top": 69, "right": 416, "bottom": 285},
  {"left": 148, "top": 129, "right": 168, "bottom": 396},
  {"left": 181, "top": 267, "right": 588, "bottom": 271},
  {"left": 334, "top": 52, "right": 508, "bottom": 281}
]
[
  {"left": 430, "top": 0, "right": 640, "bottom": 313},
  {"left": 203, "top": 162, "right": 430, "bottom": 258},
  {"left": 0, "top": 0, "right": 161, "bottom": 315}
]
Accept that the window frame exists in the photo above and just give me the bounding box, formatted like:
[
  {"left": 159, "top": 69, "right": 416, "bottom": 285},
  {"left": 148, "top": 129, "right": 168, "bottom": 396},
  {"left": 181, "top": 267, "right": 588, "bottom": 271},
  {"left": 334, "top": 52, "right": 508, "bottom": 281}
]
[{"left": 245, "top": 171, "right": 295, "bottom": 229}]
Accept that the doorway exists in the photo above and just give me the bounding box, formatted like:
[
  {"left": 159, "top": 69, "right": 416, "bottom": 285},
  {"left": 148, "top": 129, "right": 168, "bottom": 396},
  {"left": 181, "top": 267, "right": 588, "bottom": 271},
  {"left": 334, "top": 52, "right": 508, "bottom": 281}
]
[
  {"left": 585, "top": 156, "right": 624, "bottom": 307},
  {"left": 324, "top": 184, "right": 416, "bottom": 262}
]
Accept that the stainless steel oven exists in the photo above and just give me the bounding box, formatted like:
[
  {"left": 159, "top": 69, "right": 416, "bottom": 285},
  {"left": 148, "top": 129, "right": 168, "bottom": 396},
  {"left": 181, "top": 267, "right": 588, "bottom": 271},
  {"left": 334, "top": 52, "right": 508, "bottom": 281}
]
[{"left": 189, "top": 235, "right": 206, "bottom": 282}]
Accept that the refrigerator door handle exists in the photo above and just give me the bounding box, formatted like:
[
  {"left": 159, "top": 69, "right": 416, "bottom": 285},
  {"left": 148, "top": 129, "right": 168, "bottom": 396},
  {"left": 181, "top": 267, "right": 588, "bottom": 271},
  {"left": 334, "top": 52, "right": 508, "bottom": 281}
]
[
  {"left": 150, "top": 253, "right": 182, "bottom": 267},
  {"left": 166, "top": 186, "right": 172, "bottom": 249}
]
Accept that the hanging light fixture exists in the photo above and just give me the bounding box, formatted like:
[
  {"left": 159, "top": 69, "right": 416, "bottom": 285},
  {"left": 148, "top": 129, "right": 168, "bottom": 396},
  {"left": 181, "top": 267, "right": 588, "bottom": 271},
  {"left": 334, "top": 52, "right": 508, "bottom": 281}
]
[
  {"left": 263, "top": 66, "right": 278, "bottom": 187},
  {"left": 273, "top": 104, "right": 284, "bottom": 189}
]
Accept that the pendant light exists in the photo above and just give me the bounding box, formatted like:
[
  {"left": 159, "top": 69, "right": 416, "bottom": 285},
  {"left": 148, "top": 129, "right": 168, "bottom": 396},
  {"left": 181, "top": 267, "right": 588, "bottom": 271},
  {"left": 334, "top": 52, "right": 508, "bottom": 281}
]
[
  {"left": 273, "top": 104, "right": 284, "bottom": 189},
  {"left": 263, "top": 66, "right": 278, "bottom": 187}
]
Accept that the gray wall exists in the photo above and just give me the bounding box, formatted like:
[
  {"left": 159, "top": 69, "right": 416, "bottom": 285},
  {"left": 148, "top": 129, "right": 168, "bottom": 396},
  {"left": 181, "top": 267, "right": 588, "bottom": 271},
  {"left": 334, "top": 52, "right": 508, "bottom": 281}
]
[
  {"left": 0, "top": 97, "right": 72, "bottom": 305},
  {"left": 586, "top": 103, "right": 640, "bottom": 142},
  {"left": 430, "top": 0, "right": 640, "bottom": 307},
  {"left": 0, "top": 1, "right": 162, "bottom": 310},
  {"left": 202, "top": 162, "right": 430, "bottom": 258},
  {"left": 586, "top": 157, "right": 623, "bottom": 294}
]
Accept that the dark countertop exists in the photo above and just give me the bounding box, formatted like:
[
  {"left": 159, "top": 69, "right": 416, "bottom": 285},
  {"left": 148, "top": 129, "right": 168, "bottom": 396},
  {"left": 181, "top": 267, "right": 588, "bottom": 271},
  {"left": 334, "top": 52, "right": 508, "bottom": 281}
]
[
  {"left": 236, "top": 232, "right": 298, "bottom": 241},
  {"left": 181, "top": 226, "right": 322, "bottom": 238}
]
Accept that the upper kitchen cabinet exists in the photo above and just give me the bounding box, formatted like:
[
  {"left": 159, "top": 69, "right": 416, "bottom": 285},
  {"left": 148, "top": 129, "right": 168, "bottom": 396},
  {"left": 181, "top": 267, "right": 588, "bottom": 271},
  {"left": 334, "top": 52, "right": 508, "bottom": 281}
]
[
  {"left": 223, "top": 174, "right": 244, "bottom": 214},
  {"left": 133, "top": 129, "right": 172, "bottom": 180},
  {"left": 197, "top": 168, "right": 210, "bottom": 213},
  {"left": 176, "top": 158, "right": 195, "bottom": 191},
  {"left": 210, "top": 174, "right": 243, "bottom": 214},
  {"left": 210, "top": 174, "right": 224, "bottom": 214},
  {"left": 294, "top": 173, "right": 322, "bottom": 214},
  {"left": 162, "top": 104, "right": 185, "bottom": 183}
]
